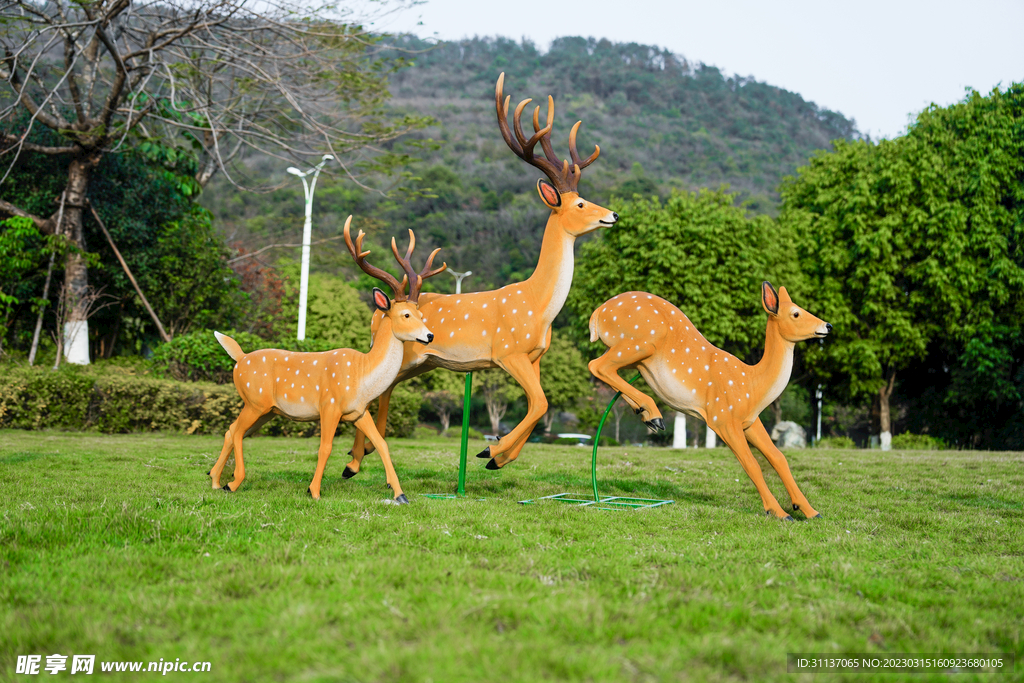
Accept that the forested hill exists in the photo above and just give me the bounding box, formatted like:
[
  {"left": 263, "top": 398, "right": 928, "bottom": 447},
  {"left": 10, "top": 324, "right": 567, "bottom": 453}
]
[
  {"left": 385, "top": 36, "right": 860, "bottom": 204},
  {"left": 202, "top": 36, "right": 861, "bottom": 292}
]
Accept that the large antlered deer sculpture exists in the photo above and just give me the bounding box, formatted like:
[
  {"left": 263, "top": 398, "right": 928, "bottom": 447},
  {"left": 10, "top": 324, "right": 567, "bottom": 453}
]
[
  {"left": 208, "top": 217, "right": 445, "bottom": 503},
  {"left": 588, "top": 283, "right": 832, "bottom": 520},
  {"left": 344, "top": 72, "right": 618, "bottom": 475}
]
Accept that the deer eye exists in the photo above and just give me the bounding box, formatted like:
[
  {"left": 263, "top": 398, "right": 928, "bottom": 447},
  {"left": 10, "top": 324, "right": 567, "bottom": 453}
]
[
  {"left": 404, "top": 313, "right": 410, "bottom": 318},
  {"left": 793, "top": 311, "right": 800, "bottom": 318},
  {"left": 577, "top": 202, "right": 584, "bottom": 208}
]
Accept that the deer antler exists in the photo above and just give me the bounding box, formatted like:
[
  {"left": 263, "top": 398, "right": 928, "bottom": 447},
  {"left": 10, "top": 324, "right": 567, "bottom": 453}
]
[
  {"left": 390, "top": 229, "right": 448, "bottom": 302},
  {"left": 344, "top": 216, "right": 407, "bottom": 300},
  {"left": 495, "top": 72, "right": 600, "bottom": 193}
]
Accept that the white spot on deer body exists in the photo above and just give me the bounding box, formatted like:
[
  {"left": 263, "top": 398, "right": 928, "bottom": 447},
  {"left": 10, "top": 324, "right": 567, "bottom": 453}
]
[
  {"left": 464, "top": 314, "right": 469, "bottom": 320},
  {"left": 301, "top": 396, "right": 305, "bottom": 402},
  {"left": 450, "top": 332, "right": 455, "bottom": 337},
  {"left": 295, "top": 370, "right": 300, "bottom": 375},
  {"left": 482, "top": 330, "right": 487, "bottom": 336},
  {"left": 259, "top": 388, "right": 263, "bottom": 394},
  {"left": 650, "top": 330, "right": 655, "bottom": 334},
  {"left": 502, "top": 298, "right": 507, "bottom": 303},
  {"left": 246, "top": 382, "right": 250, "bottom": 387},
  {"left": 331, "top": 398, "right": 335, "bottom": 404},
  {"left": 705, "top": 365, "right": 710, "bottom": 371},
  {"left": 316, "top": 385, "right": 320, "bottom": 390},
  {"left": 313, "top": 360, "right": 317, "bottom": 366},
  {"left": 513, "top": 309, "right": 517, "bottom": 314},
  {"left": 713, "top": 416, "right": 717, "bottom": 421},
  {"left": 246, "top": 360, "right": 250, "bottom": 365},
  {"left": 728, "top": 380, "right": 733, "bottom": 385},
  {"left": 483, "top": 303, "right": 487, "bottom": 308},
  {"left": 528, "top": 311, "right": 533, "bottom": 316},
  {"left": 618, "top": 352, "right": 622, "bottom": 357},
  {"left": 688, "top": 368, "right": 693, "bottom": 374},
  {"left": 346, "top": 386, "right": 350, "bottom": 391}
]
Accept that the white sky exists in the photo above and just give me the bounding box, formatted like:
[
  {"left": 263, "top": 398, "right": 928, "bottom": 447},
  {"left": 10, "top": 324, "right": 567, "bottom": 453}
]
[{"left": 376, "top": 0, "right": 1024, "bottom": 139}]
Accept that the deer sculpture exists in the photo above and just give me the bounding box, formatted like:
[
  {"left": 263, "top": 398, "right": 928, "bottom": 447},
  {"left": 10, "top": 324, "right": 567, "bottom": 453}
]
[
  {"left": 208, "top": 217, "right": 445, "bottom": 503},
  {"left": 588, "top": 283, "right": 831, "bottom": 520},
  {"left": 343, "top": 72, "right": 618, "bottom": 475}
]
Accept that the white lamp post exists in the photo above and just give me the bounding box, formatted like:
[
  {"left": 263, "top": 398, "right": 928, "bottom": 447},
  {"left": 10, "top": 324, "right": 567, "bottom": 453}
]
[
  {"left": 448, "top": 269, "right": 472, "bottom": 294},
  {"left": 287, "top": 154, "right": 333, "bottom": 340}
]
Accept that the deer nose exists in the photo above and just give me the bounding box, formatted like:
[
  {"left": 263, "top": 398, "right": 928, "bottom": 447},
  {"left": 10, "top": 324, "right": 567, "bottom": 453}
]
[
  {"left": 426, "top": 333, "right": 434, "bottom": 343},
  {"left": 612, "top": 212, "right": 619, "bottom": 221},
  {"left": 826, "top": 323, "right": 833, "bottom": 333}
]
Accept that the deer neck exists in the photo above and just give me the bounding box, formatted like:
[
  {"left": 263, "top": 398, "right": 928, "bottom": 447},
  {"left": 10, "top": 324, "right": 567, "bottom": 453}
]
[
  {"left": 363, "top": 315, "right": 405, "bottom": 392},
  {"left": 526, "top": 214, "right": 576, "bottom": 324},
  {"left": 750, "top": 318, "right": 795, "bottom": 416}
]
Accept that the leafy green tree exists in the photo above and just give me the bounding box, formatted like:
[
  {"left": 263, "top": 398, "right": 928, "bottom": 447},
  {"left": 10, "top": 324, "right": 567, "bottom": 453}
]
[
  {"left": 303, "top": 274, "right": 373, "bottom": 352},
  {"left": 0, "top": 217, "right": 44, "bottom": 352},
  {"left": 417, "top": 370, "right": 467, "bottom": 433},
  {"left": 568, "top": 188, "right": 805, "bottom": 364},
  {"left": 539, "top": 334, "right": 593, "bottom": 433},
  {"left": 781, "top": 84, "right": 1024, "bottom": 447},
  {"left": 477, "top": 369, "right": 523, "bottom": 435}
]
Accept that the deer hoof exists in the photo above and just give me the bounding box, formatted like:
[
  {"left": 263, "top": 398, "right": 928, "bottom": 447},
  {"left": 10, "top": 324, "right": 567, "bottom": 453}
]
[
  {"left": 307, "top": 487, "right": 312, "bottom": 497},
  {"left": 485, "top": 458, "right": 501, "bottom": 470},
  {"left": 783, "top": 515, "right": 795, "bottom": 521},
  {"left": 222, "top": 484, "right": 232, "bottom": 492},
  {"left": 385, "top": 482, "right": 392, "bottom": 490},
  {"left": 811, "top": 512, "right": 823, "bottom": 519},
  {"left": 342, "top": 466, "right": 358, "bottom": 479},
  {"left": 475, "top": 447, "right": 491, "bottom": 459},
  {"left": 634, "top": 407, "right": 643, "bottom": 415},
  {"left": 206, "top": 470, "right": 210, "bottom": 476},
  {"left": 395, "top": 494, "right": 410, "bottom": 505},
  {"left": 646, "top": 417, "right": 666, "bottom": 431}
]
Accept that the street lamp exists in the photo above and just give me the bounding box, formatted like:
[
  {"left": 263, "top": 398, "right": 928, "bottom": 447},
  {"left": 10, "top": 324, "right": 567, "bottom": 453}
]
[
  {"left": 448, "top": 269, "right": 472, "bottom": 294},
  {"left": 287, "top": 154, "right": 333, "bottom": 341}
]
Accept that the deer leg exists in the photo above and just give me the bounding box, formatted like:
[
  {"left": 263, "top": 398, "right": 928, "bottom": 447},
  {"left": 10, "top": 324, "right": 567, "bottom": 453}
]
[
  {"left": 345, "top": 385, "right": 394, "bottom": 477},
  {"left": 354, "top": 412, "right": 408, "bottom": 504},
  {"left": 224, "top": 406, "right": 263, "bottom": 493},
  {"left": 715, "top": 421, "right": 793, "bottom": 520},
  {"left": 588, "top": 343, "right": 663, "bottom": 429},
  {"left": 500, "top": 356, "right": 544, "bottom": 463},
  {"left": 745, "top": 419, "right": 821, "bottom": 518},
  {"left": 209, "top": 422, "right": 237, "bottom": 489},
  {"left": 481, "top": 353, "right": 547, "bottom": 469},
  {"left": 308, "top": 408, "right": 342, "bottom": 500}
]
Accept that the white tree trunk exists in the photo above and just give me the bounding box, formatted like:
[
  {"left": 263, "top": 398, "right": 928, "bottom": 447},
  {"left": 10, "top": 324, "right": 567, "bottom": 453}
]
[
  {"left": 672, "top": 413, "right": 687, "bottom": 449},
  {"left": 705, "top": 423, "right": 716, "bottom": 448},
  {"left": 63, "top": 320, "right": 90, "bottom": 365}
]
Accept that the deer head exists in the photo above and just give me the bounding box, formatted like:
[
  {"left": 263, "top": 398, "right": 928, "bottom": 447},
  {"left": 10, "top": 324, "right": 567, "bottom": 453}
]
[
  {"left": 344, "top": 216, "right": 446, "bottom": 345},
  {"left": 761, "top": 282, "right": 831, "bottom": 342},
  {"left": 495, "top": 73, "right": 617, "bottom": 236}
]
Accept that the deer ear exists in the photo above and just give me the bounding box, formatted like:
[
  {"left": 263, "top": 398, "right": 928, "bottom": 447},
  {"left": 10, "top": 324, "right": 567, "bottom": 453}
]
[
  {"left": 537, "top": 179, "right": 562, "bottom": 209},
  {"left": 372, "top": 287, "right": 391, "bottom": 312},
  {"left": 778, "top": 286, "right": 792, "bottom": 304},
  {"left": 762, "top": 281, "right": 779, "bottom": 316}
]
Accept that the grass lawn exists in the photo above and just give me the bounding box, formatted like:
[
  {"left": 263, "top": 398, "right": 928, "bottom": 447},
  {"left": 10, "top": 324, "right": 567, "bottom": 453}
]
[{"left": 1, "top": 430, "right": 1022, "bottom": 682}]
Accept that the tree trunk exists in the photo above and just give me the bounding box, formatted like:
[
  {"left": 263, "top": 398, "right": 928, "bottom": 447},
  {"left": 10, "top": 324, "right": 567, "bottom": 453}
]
[
  {"left": 437, "top": 406, "right": 451, "bottom": 433},
  {"left": 61, "top": 156, "right": 97, "bottom": 365},
  {"left": 543, "top": 409, "right": 556, "bottom": 434},
  {"left": 879, "top": 369, "right": 896, "bottom": 451},
  {"left": 485, "top": 395, "right": 507, "bottom": 435}
]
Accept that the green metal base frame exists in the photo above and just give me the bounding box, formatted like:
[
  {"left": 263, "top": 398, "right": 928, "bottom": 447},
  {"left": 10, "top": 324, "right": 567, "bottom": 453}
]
[
  {"left": 518, "top": 374, "right": 674, "bottom": 510},
  {"left": 422, "top": 372, "right": 478, "bottom": 500}
]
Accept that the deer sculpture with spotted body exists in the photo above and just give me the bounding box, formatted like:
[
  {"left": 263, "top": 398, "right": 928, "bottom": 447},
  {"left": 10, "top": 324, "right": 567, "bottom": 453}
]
[
  {"left": 588, "top": 283, "right": 832, "bottom": 520},
  {"left": 208, "top": 217, "right": 445, "bottom": 503},
  {"left": 343, "top": 72, "right": 618, "bottom": 475}
]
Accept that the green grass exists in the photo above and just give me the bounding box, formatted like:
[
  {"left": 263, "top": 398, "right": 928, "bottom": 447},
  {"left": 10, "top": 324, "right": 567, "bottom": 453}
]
[{"left": 1, "top": 431, "right": 1022, "bottom": 682}]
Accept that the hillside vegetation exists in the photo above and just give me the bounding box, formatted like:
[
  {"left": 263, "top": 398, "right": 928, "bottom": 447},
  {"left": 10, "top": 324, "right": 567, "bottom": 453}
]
[{"left": 201, "top": 36, "right": 861, "bottom": 291}]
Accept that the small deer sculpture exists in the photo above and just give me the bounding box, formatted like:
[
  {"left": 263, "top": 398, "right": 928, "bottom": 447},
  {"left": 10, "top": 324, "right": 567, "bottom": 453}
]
[
  {"left": 588, "top": 283, "right": 831, "bottom": 520},
  {"left": 209, "top": 217, "right": 445, "bottom": 503},
  {"left": 344, "top": 72, "right": 618, "bottom": 474}
]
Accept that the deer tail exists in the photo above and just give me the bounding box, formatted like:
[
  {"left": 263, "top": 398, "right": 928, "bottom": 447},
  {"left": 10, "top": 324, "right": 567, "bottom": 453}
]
[
  {"left": 214, "top": 331, "right": 244, "bottom": 361},
  {"left": 588, "top": 308, "right": 601, "bottom": 343}
]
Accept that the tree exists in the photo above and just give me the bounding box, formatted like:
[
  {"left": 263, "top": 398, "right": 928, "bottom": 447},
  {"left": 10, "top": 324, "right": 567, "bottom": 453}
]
[
  {"left": 568, "top": 188, "right": 806, "bottom": 364},
  {"left": 0, "top": 216, "right": 43, "bottom": 352},
  {"left": 418, "top": 369, "right": 465, "bottom": 433},
  {"left": 539, "top": 333, "right": 592, "bottom": 433},
  {"left": 0, "top": 0, "right": 427, "bottom": 363},
  {"left": 477, "top": 369, "right": 522, "bottom": 435},
  {"left": 781, "top": 84, "right": 1024, "bottom": 448},
  {"left": 303, "top": 274, "right": 373, "bottom": 352}
]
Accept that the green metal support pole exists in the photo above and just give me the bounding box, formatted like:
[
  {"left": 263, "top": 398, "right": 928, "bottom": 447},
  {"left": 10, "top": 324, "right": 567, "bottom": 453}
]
[
  {"left": 591, "top": 374, "right": 642, "bottom": 503},
  {"left": 457, "top": 371, "right": 472, "bottom": 497}
]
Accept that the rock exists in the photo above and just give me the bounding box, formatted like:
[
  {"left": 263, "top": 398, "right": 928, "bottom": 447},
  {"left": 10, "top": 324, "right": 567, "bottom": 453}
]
[{"left": 771, "top": 421, "right": 807, "bottom": 449}]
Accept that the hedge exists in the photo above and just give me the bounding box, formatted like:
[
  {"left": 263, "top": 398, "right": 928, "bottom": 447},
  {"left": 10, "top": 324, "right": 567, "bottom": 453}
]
[{"left": 0, "top": 366, "right": 421, "bottom": 438}]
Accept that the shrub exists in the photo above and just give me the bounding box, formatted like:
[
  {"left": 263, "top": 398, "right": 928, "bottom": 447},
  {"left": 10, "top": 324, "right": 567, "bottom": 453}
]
[
  {"left": 0, "top": 365, "right": 423, "bottom": 438},
  {"left": 891, "top": 433, "right": 948, "bottom": 450},
  {"left": 816, "top": 436, "right": 856, "bottom": 449},
  {"left": 444, "top": 426, "right": 483, "bottom": 440},
  {"left": 414, "top": 425, "right": 439, "bottom": 439},
  {"left": 151, "top": 330, "right": 340, "bottom": 384}
]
